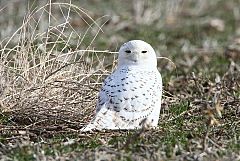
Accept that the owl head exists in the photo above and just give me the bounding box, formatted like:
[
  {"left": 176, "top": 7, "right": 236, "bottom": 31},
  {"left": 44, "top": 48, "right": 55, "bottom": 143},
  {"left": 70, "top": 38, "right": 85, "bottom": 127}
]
[{"left": 118, "top": 40, "right": 157, "bottom": 68}]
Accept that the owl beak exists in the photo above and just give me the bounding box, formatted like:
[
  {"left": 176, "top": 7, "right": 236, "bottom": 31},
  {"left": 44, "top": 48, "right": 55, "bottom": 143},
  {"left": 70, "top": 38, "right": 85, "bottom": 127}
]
[{"left": 127, "top": 51, "right": 139, "bottom": 62}]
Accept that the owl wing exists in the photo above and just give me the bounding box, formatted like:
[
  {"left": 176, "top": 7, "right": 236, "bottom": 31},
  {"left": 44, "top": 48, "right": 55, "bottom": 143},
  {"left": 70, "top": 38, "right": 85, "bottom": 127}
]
[{"left": 81, "top": 73, "right": 127, "bottom": 131}]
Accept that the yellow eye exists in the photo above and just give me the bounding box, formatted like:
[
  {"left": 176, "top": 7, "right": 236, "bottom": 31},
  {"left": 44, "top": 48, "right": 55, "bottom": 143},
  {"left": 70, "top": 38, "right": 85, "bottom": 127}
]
[
  {"left": 125, "top": 50, "right": 131, "bottom": 53},
  {"left": 141, "top": 51, "right": 147, "bottom": 53}
]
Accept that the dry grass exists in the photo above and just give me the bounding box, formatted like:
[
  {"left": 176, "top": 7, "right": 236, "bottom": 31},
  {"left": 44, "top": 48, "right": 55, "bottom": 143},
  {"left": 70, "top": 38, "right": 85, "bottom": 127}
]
[
  {"left": 0, "top": 0, "right": 240, "bottom": 161},
  {"left": 0, "top": 1, "right": 110, "bottom": 155}
]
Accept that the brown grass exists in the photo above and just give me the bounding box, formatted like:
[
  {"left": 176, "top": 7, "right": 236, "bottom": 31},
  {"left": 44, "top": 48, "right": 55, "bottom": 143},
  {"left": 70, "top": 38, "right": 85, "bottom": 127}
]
[{"left": 0, "top": 1, "right": 109, "bottom": 138}]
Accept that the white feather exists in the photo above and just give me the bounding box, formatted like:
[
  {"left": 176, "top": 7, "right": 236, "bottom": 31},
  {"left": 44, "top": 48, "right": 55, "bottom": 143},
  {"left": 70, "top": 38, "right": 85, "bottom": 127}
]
[{"left": 81, "top": 40, "right": 162, "bottom": 131}]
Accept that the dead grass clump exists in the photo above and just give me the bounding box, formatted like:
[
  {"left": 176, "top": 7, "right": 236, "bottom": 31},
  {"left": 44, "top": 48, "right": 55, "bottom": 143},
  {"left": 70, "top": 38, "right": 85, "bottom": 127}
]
[{"left": 0, "top": 2, "right": 111, "bottom": 137}]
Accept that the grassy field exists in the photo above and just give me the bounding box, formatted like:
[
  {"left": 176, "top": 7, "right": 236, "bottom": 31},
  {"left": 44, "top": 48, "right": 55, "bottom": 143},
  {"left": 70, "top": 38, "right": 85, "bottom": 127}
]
[{"left": 0, "top": 0, "right": 240, "bottom": 160}]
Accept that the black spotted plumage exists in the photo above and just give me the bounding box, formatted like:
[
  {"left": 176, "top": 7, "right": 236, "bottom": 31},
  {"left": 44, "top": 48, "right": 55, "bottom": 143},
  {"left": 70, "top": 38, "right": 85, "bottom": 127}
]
[{"left": 81, "top": 40, "right": 162, "bottom": 131}]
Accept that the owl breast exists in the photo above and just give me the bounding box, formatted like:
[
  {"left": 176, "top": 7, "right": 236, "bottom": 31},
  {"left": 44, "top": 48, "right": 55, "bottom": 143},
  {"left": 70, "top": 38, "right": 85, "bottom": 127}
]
[{"left": 97, "top": 66, "right": 162, "bottom": 126}]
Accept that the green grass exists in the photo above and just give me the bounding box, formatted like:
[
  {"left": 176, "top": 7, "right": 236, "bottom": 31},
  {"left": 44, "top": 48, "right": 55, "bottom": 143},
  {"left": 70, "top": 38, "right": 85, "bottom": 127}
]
[
  {"left": 0, "top": 113, "right": 9, "bottom": 124},
  {"left": 170, "top": 101, "right": 189, "bottom": 116}
]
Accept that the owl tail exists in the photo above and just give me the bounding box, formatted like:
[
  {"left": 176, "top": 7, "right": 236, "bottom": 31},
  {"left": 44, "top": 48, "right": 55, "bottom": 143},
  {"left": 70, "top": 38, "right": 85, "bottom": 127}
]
[
  {"left": 80, "top": 107, "right": 113, "bottom": 132},
  {"left": 80, "top": 107, "right": 129, "bottom": 132},
  {"left": 80, "top": 122, "right": 96, "bottom": 132}
]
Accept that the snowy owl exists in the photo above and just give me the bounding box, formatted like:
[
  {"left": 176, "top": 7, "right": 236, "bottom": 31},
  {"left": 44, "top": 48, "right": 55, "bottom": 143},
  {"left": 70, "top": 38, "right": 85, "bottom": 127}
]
[{"left": 81, "top": 40, "right": 162, "bottom": 131}]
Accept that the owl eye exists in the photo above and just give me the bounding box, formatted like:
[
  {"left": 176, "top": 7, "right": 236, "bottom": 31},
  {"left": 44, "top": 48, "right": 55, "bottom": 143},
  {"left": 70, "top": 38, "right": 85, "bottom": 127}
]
[
  {"left": 125, "top": 50, "right": 131, "bottom": 53},
  {"left": 141, "top": 50, "right": 147, "bottom": 53}
]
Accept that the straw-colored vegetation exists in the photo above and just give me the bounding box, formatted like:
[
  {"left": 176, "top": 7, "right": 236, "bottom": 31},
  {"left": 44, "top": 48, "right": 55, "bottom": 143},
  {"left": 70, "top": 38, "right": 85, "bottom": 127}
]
[{"left": 0, "top": 0, "right": 239, "bottom": 160}]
